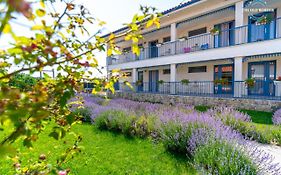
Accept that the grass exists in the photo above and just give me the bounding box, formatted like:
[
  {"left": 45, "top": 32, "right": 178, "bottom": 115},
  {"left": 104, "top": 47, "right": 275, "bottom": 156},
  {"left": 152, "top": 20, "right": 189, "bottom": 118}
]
[
  {"left": 0, "top": 124, "right": 196, "bottom": 175},
  {"left": 194, "top": 105, "right": 281, "bottom": 145},
  {"left": 194, "top": 105, "right": 273, "bottom": 125},
  {"left": 194, "top": 105, "right": 210, "bottom": 112}
]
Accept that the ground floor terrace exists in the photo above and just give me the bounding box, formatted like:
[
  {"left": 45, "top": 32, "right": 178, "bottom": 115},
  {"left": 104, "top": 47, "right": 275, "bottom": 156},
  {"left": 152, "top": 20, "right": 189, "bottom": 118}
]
[{"left": 112, "top": 53, "right": 281, "bottom": 101}]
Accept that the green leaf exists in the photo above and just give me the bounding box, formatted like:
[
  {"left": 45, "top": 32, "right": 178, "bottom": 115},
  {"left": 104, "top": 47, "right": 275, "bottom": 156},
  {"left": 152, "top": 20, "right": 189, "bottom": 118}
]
[
  {"left": 3, "top": 24, "right": 11, "bottom": 34},
  {"left": 66, "top": 114, "right": 75, "bottom": 125},
  {"left": 132, "top": 44, "right": 140, "bottom": 56},
  {"left": 36, "top": 9, "right": 46, "bottom": 17},
  {"left": 23, "top": 138, "right": 33, "bottom": 148},
  {"left": 146, "top": 20, "right": 153, "bottom": 28},
  {"left": 49, "top": 131, "right": 59, "bottom": 140},
  {"left": 31, "top": 25, "right": 45, "bottom": 30},
  {"left": 0, "top": 145, "right": 16, "bottom": 158},
  {"left": 60, "top": 90, "right": 72, "bottom": 107},
  {"left": 7, "top": 48, "right": 22, "bottom": 54}
]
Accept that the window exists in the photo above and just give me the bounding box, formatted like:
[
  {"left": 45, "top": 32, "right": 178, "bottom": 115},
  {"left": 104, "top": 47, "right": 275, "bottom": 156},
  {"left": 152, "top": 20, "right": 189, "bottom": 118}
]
[
  {"left": 163, "top": 36, "right": 171, "bottom": 43},
  {"left": 123, "top": 47, "right": 131, "bottom": 53},
  {"left": 124, "top": 72, "right": 132, "bottom": 76},
  {"left": 188, "top": 27, "right": 207, "bottom": 37},
  {"left": 163, "top": 69, "right": 171, "bottom": 74},
  {"left": 188, "top": 66, "right": 207, "bottom": 73}
]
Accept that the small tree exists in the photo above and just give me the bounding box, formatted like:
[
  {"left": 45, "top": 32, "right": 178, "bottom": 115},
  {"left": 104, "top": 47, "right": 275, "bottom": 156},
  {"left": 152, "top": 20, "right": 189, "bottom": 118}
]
[{"left": 0, "top": 0, "right": 160, "bottom": 173}]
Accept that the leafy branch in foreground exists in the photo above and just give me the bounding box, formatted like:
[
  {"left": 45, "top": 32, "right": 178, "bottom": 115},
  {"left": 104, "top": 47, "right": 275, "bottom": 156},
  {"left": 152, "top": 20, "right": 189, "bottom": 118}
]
[{"left": 0, "top": 0, "right": 160, "bottom": 173}]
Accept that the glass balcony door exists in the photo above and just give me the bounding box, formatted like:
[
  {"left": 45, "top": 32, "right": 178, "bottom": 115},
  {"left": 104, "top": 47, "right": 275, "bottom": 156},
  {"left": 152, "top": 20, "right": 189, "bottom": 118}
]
[
  {"left": 248, "top": 11, "right": 276, "bottom": 42},
  {"left": 137, "top": 71, "right": 144, "bottom": 92},
  {"left": 149, "top": 70, "right": 159, "bottom": 92},
  {"left": 214, "top": 21, "right": 235, "bottom": 48},
  {"left": 149, "top": 40, "right": 158, "bottom": 58},
  {"left": 214, "top": 64, "right": 234, "bottom": 94},
  {"left": 248, "top": 61, "right": 276, "bottom": 96}
]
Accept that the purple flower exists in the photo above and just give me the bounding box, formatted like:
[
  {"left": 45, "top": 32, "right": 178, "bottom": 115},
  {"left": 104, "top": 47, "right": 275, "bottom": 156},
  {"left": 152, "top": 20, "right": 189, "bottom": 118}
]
[{"left": 273, "top": 109, "right": 281, "bottom": 125}]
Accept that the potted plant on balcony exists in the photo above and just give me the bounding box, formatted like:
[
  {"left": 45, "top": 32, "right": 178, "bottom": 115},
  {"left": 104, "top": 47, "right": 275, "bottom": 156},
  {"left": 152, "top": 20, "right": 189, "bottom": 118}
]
[
  {"left": 181, "top": 79, "right": 190, "bottom": 85},
  {"left": 244, "top": 78, "right": 255, "bottom": 88},
  {"left": 156, "top": 43, "right": 162, "bottom": 47},
  {"left": 157, "top": 80, "right": 165, "bottom": 84},
  {"left": 256, "top": 14, "right": 273, "bottom": 25},
  {"left": 214, "top": 78, "right": 228, "bottom": 85},
  {"left": 210, "top": 27, "right": 220, "bottom": 35},
  {"left": 136, "top": 80, "right": 143, "bottom": 86},
  {"left": 179, "top": 37, "right": 186, "bottom": 42},
  {"left": 276, "top": 76, "right": 281, "bottom": 81}
]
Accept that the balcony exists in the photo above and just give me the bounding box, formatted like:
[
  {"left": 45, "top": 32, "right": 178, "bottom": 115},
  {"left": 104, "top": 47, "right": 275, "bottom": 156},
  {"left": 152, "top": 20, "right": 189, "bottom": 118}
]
[
  {"left": 114, "top": 80, "right": 281, "bottom": 101},
  {"left": 108, "top": 17, "right": 281, "bottom": 65}
]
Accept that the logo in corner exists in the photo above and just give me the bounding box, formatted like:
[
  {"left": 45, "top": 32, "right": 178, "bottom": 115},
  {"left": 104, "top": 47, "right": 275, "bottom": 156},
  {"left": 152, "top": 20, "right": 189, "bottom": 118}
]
[{"left": 244, "top": 0, "right": 274, "bottom": 20}]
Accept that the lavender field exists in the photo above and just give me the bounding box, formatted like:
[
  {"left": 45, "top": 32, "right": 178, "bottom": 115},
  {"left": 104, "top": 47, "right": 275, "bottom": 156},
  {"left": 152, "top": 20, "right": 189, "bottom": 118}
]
[{"left": 74, "top": 94, "right": 281, "bottom": 175}]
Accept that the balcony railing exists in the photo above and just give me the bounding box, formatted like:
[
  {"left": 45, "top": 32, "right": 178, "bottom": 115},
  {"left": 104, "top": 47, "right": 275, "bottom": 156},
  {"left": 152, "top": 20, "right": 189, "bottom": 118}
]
[
  {"left": 108, "top": 17, "right": 281, "bottom": 65},
  {"left": 114, "top": 81, "right": 281, "bottom": 101}
]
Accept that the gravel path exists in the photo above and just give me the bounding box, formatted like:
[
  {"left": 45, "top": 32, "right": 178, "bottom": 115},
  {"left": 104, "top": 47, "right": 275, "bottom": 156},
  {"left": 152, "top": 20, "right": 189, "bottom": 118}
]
[
  {"left": 247, "top": 141, "right": 281, "bottom": 174},
  {"left": 255, "top": 142, "right": 281, "bottom": 165}
]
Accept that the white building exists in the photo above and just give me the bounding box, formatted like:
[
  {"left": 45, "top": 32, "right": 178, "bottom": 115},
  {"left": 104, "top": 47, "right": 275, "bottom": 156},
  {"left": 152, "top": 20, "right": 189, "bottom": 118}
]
[{"left": 106, "top": 0, "right": 281, "bottom": 100}]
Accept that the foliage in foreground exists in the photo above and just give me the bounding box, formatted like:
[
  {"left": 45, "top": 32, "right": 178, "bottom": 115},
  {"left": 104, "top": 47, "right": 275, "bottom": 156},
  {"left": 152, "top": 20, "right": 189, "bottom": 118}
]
[
  {"left": 0, "top": 0, "right": 161, "bottom": 173},
  {"left": 95, "top": 109, "right": 158, "bottom": 138},
  {"left": 86, "top": 96, "right": 280, "bottom": 174},
  {"left": 9, "top": 73, "right": 38, "bottom": 91},
  {"left": 0, "top": 124, "right": 196, "bottom": 175}
]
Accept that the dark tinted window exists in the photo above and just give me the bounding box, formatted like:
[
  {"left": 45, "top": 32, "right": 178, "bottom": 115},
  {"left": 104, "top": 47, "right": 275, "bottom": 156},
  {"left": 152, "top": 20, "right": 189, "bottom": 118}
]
[
  {"left": 124, "top": 72, "right": 132, "bottom": 76},
  {"left": 163, "top": 69, "right": 171, "bottom": 74},
  {"left": 123, "top": 47, "right": 131, "bottom": 53},
  {"left": 163, "top": 36, "right": 171, "bottom": 43},
  {"left": 188, "top": 27, "right": 207, "bottom": 37},
  {"left": 188, "top": 66, "right": 207, "bottom": 73}
]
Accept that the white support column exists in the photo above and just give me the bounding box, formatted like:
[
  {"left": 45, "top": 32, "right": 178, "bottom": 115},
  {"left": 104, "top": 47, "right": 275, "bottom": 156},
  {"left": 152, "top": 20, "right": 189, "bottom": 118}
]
[
  {"left": 170, "top": 23, "right": 177, "bottom": 54},
  {"left": 170, "top": 64, "right": 176, "bottom": 94},
  {"left": 235, "top": 1, "right": 244, "bottom": 44},
  {"left": 277, "top": 7, "right": 281, "bottom": 38},
  {"left": 171, "top": 23, "right": 177, "bottom": 41},
  {"left": 234, "top": 57, "right": 243, "bottom": 97},
  {"left": 132, "top": 68, "right": 137, "bottom": 83}
]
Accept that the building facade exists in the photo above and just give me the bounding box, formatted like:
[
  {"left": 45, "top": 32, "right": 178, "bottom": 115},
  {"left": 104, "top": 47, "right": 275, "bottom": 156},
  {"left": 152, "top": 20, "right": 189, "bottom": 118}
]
[{"left": 106, "top": 0, "right": 281, "bottom": 100}]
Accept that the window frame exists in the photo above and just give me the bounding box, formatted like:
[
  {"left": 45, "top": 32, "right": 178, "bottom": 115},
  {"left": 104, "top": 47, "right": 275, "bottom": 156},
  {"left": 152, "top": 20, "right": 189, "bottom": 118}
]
[
  {"left": 188, "top": 27, "right": 207, "bottom": 37},
  {"left": 188, "top": 66, "right": 207, "bottom": 73},
  {"left": 163, "top": 69, "right": 171, "bottom": 75}
]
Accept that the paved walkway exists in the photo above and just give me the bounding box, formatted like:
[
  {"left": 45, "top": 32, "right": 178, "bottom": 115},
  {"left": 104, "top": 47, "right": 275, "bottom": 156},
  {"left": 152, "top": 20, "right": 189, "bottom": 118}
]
[
  {"left": 256, "top": 142, "right": 281, "bottom": 164},
  {"left": 248, "top": 141, "right": 281, "bottom": 174}
]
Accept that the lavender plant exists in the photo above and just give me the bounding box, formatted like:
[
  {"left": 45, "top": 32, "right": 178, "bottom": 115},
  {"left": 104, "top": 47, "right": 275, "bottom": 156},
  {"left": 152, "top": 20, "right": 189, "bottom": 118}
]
[
  {"left": 80, "top": 95, "right": 281, "bottom": 174},
  {"left": 273, "top": 109, "right": 281, "bottom": 126}
]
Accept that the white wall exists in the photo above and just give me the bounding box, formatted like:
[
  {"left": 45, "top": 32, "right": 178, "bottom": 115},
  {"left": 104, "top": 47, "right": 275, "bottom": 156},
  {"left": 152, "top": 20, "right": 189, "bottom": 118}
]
[{"left": 109, "top": 38, "right": 281, "bottom": 71}]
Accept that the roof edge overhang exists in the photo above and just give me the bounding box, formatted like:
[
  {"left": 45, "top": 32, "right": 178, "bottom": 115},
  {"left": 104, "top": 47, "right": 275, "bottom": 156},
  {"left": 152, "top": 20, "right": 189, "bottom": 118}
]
[{"left": 102, "top": 0, "right": 204, "bottom": 38}]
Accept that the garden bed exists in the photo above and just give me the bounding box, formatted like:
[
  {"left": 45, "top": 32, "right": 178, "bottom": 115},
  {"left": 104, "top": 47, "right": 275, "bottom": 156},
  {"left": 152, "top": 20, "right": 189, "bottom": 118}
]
[
  {"left": 0, "top": 124, "right": 196, "bottom": 174},
  {"left": 79, "top": 94, "right": 281, "bottom": 175}
]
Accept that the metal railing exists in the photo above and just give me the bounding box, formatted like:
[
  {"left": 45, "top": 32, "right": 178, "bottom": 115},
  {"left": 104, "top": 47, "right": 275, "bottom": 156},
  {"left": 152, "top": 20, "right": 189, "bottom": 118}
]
[
  {"left": 115, "top": 81, "right": 281, "bottom": 101},
  {"left": 108, "top": 17, "right": 281, "bottom": 65}
]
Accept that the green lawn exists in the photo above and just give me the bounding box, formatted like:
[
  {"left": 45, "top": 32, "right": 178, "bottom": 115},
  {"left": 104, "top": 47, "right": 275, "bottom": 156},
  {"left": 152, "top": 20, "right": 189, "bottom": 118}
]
[
  {"left": 0, "top": 124, "right": 196, "bottom": 175},
  {"left": 194, "top": 105, "right": 274, "bottom": 125},
  {"left": 239, "top": 109, "right": 273, "bottom": 124}
]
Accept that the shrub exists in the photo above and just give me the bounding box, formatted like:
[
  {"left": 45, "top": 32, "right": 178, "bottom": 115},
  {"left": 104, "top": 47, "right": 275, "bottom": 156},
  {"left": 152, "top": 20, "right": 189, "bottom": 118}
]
[
  {"left": 158, "top": 121, "right": 193, "bottom": 154},
  {"left": 94, "top": 110, "right": 159, "bottom": 138},
  {"left": 85, "top": 96, "right": 281, "bottom": 174},
  {"left": 72, "top": 107, "right": 92, "bottom": 122},
  {"left": 181, "top": 79, "right": 190, "bottom": 85},
  {"left": 194, "top": 140, "right": 257, "bottom": 175},
  {"left": 9, "top": 73, "right": 38, "bottom": 91},
  {"left": 270, "top": 128, "right": 281, "bottom": 145},
  {"left": 273, "top": 109, "right": 281, "bottom": 125}
]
